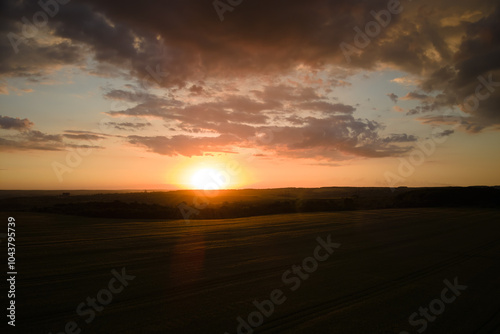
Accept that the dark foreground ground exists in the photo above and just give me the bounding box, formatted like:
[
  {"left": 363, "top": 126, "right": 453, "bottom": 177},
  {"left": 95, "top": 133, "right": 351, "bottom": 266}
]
[{"left": 2, "top": 208, "right": 500, "bottom": 333}]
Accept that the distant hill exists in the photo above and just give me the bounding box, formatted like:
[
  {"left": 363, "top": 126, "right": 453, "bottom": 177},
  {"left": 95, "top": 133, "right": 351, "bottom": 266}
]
[{"left": 0, "top": 187, "right": 498, "bottom": 220}]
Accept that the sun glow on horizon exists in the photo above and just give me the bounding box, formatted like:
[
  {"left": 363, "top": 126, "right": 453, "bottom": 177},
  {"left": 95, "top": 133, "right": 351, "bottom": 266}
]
[
  {"left": 168, "top": 156, "right": 255, "bottom": 190},
  {"left": 190, "top": 168, "right": 230, "bottom": 190}
]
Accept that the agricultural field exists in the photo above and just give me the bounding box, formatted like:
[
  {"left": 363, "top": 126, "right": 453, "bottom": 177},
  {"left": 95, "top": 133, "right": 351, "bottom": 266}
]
[{"left": 4, "top": 207, "right": 500, "bottom": 333}]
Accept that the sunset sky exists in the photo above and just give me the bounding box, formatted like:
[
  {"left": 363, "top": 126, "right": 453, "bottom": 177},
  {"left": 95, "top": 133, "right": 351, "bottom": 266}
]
[{"left": 1, "top": 0, "right": 499, "bottom": 190}]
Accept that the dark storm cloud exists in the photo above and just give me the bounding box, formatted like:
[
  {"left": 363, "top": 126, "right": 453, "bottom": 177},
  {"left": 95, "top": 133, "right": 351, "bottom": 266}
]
[
  {"left": 0, "top": 115, "right": 34, "bottom": 130},
  {"left": 0, "top": 1, "right": 85, "bottom": 78},
  {"left": 78, "top": 0, "right": 393, "bottom": 79},
  {"left": 414, "top": 4, "right": 500, "bottom": 130},
  {"left": 3, "top": 0, "right": 400, "bottom": 85},
  {"left": 339, "top": 0, "right": 500, "bottom": 130},
  {"left": 3, "top": 0, "right": 498, "bottom": 88},
  {"left": 2, "top": 0, "right": 499, "bottom": 157}
]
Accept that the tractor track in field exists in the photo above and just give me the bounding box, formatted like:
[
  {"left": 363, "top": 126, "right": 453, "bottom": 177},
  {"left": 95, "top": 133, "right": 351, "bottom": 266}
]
[{"left": 254, "top": 239, "right": 500, "bottom": 333}]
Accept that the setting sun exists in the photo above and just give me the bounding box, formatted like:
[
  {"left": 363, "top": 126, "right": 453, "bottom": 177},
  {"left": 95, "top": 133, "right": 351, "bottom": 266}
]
[
  {"left": 190, "top": 168, "right": 231, "bottom": 190},
  {"left": 169, "top": 156, "right": 253, "bottom": 190}
]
